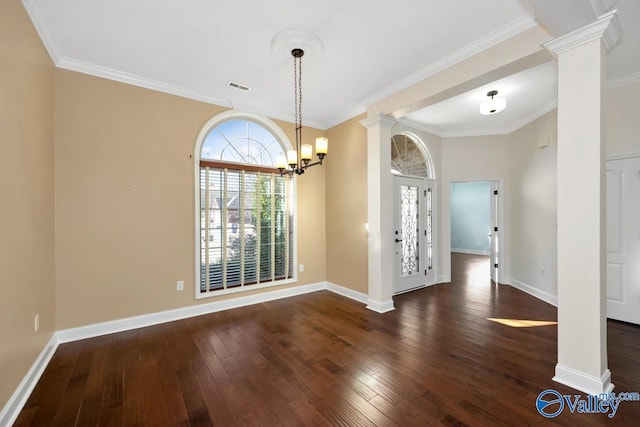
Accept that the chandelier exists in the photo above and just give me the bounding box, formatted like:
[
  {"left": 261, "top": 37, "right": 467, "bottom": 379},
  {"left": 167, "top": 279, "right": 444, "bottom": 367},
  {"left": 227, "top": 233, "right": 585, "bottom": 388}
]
[{"left": 277, "top": 48, "right": 328, "bottom": 175}]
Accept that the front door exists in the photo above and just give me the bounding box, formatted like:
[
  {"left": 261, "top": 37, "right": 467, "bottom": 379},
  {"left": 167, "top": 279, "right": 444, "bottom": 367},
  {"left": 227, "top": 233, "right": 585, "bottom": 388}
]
[
  {"left": 393, "top": 176, "right": 434, "bottom": 294},
  {"left": 606, "top": 157, "right": 640, "bottom": 325}
]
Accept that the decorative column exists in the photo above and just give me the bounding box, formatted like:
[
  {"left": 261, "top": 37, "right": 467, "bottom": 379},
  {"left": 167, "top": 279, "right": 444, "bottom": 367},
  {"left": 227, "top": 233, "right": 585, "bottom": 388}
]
[
  {"left": 543, "top": 10, "right": 618, "bottom": 395},
  {"left": 360, "top": 114, "right": 396, "bottom": 313}
]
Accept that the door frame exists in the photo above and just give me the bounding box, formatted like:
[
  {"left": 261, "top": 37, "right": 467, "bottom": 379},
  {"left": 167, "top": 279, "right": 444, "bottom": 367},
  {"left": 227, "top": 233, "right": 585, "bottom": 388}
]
[
  {"left": 605, "top": 153, "right": 640, "bottom": 325},
  {"left": 392, "top": 175, "right": 438, "bottom": 294},
  {"left": 448, "top": 179, "right": 505, "bottom": 284}
]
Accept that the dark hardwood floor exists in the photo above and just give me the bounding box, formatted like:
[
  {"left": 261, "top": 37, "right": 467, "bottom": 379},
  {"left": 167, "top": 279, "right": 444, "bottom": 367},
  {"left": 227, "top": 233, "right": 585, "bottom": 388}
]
[{"left": 14, "top": 254, "right": 640, "bottom": 426}]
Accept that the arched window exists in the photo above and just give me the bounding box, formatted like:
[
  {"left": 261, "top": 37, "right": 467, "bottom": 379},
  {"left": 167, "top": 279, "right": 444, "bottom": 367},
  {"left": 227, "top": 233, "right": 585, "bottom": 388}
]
[
  {"left": 195, "top": 113, "right": 295, "bottom": 297},
  {"left": 390, "top": 132, "right": 436, "bottom": 276},
  {"left": 391, "top": 133, "right": 434, "bottom": 179}
]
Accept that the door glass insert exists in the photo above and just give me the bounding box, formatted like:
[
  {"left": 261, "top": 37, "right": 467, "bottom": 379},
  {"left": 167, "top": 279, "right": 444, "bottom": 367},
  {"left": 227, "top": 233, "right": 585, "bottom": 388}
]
[
  {"left": 400, "top": 185, "right": 419, "bottom": 276},
  {"left": 426, "top": 187, "right": 433, "bottom": 271}
]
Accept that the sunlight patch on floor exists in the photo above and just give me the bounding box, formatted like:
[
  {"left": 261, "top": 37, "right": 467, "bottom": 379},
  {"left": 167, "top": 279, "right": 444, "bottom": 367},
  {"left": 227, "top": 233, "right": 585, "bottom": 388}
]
[
  {"left": 487, "top": 318, "right": 557, "bottom": 328},
  {"left": 467, "top": 258, "right": 491, "bottom": 286}
]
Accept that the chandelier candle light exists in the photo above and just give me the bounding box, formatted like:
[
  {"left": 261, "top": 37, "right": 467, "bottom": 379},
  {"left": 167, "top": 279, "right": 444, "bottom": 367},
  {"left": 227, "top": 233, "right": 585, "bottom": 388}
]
[{"left": 277, "top": 48, "right": 328, "bottom": 175}]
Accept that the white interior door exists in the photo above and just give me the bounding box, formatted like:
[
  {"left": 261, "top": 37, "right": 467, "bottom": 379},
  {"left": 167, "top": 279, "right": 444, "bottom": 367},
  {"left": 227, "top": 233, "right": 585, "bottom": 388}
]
[
  {"left": 606, "top": 157, "right": 640, "bottom": 325},
  {"left": 393, "top": 176, "right": 429, "bottom": 294}
]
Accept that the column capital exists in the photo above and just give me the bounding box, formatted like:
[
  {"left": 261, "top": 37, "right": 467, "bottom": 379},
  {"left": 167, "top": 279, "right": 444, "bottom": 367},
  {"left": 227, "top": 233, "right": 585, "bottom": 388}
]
[
  {"left": 359, "top": 113, "right": 397, "bottom": 130},
  {"left": 543, "top": 9, "right": 620, "bottom": 57}
]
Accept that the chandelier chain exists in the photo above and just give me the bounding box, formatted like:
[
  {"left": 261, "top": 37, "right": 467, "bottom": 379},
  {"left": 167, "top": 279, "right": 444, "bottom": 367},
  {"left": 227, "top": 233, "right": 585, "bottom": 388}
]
[
  {"left": 278, "top": 47, "right": 326, "bottom": 176},
  {"left": 294, "top": 53, "right": 302, "bottom": 144}
]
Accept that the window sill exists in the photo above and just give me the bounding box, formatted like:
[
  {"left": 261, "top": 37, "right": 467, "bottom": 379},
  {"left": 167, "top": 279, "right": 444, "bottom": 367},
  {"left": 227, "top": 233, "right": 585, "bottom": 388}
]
[{"left": 195, "top": 277, "right": 298, "bottom": 300}]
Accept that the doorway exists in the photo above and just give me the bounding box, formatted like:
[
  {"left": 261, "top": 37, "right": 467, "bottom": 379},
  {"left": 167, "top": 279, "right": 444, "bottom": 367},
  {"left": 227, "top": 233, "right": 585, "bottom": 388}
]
[
  {"left": 450, "top": 180, "right": 501, "bottom": 283},
  {"left": 390, "top": 132, "right": 436, "bottom": 295},
  {"left": 392, "top": 175, "right": 435, "bottom": 294}
]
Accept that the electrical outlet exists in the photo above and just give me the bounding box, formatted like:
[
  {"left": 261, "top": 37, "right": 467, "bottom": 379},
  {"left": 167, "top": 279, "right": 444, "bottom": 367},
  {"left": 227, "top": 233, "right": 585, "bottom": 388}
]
[
  {"left": 299, "top": 264, "right": 304, "bottom": 273},
  {"left": 176, "top": 280, "right": 184, "bottom": 291},
  {"left": 34, "top": 314, "right": 39, "bottom": 332},
  {"left": 540, "top": 268, "right": 545, "bottom": 277}
]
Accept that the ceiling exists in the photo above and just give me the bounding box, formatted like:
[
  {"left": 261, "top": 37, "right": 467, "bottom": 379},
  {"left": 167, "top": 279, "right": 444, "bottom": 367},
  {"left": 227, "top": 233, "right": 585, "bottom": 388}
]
[{"left": 23, "top": 0, "right": 640, "bottom": 136}]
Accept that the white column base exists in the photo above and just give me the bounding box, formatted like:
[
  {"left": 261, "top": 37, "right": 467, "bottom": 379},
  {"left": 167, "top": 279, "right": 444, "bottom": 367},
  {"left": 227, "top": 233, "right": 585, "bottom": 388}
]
[
  {"left": 553, "top": 364, "right": 614, "bottom": 395},
  {"left": 366, "top": 298, "right": 395, "bottom": 313}
]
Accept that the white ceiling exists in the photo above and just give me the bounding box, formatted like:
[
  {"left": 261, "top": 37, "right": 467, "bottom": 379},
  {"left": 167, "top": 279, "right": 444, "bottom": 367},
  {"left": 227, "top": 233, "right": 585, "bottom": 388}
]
[
  {"left": 404, "top": 61, "right": 558, "bottom": 137},
  {"left": 23, "top": 0, "right": 640, "bottom": 136}
]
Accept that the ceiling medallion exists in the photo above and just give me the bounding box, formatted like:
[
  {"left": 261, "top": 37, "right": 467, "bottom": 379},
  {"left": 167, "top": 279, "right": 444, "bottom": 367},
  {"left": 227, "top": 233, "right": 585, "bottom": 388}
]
[{"left": 271, "top": 29, "right": 324, "bottom": 64}]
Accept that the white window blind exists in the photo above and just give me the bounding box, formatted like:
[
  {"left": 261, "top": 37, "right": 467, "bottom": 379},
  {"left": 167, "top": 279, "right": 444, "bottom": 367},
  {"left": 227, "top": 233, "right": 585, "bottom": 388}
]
[{"left": 199, "top": 165, "right": 293, "bottom": 293}]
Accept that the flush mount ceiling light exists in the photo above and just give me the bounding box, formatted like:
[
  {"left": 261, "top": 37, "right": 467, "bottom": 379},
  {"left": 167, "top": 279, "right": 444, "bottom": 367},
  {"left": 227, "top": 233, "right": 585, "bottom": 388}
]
[{"left": 480, "top": 90, "right": 507, "bottom": 115}]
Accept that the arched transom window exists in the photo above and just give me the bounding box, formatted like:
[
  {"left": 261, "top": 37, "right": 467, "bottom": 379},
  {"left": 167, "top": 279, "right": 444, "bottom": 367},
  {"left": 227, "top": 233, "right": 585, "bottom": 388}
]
[
  {"left": 201, "top": 119, "right": 285, "bottom": 166},
  {"left": 391, "top": 133, "right": 433, "bottom": 178},
  {"left": 196, "top": 115, "right": 295, "bottom": 297}
]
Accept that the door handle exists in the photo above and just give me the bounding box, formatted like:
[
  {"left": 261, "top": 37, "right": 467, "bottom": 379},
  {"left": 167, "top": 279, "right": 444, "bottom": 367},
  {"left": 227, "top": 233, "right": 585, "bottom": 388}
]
[{"left": 395, "top": 238, "right": 402, "bottom": 243}]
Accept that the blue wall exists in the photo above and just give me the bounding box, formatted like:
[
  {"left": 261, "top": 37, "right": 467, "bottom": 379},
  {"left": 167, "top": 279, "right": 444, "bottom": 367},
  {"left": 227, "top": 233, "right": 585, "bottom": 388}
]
[{"left": 450, "top": 181, "right": 491, "bottom": 254}]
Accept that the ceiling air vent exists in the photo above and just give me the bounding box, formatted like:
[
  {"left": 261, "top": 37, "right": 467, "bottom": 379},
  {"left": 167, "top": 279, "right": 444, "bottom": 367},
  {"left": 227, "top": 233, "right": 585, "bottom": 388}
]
[{"left": 227, "top": 81, "right": 250, "bottom": 92}]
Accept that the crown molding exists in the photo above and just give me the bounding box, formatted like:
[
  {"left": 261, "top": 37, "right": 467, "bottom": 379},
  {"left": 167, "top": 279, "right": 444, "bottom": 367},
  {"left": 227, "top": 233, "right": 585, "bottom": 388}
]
[
  {"left": 23, "top": 0, "right": 328, "bottom": 130},
  {"left": 503, "top": 98, "right": 558, "bottom": 135},
  {"left": 608, "top": 71, "right": 640, "bottom": 89},
  {"left": 440, "top": 127, "right": 512, "bottom": 138},
  {"left": 543, "top": 9, "right": 619, "bottom": 56},
  {"left": 56, "top": 57, "right": 328, "bottom": 130},
  {"left": 435, "top": 99, "right": 558, "bottom": 138},
  {"left": 359, "top": 113, "right": 397, "bottom": 129},
  {"left": 324, "top": 106, "right": 368, "bottom": 130},
  {"left": 57, "top": 56, "right": 232, "bottom": 105},
  {"left": 395, "top": 118, "right": 444, "bottom": 137},
  {"left": 589, "top": 0, "right": 617, "bottom": 17},
  {"left": 21, "top": 0, "right": 62, "bottom": 63},
  {"left": 359, "top": 15, "right": 538, "bottom": 108},
  {"left": 601, "top": 10, "right": 623, "bottom": 50}
]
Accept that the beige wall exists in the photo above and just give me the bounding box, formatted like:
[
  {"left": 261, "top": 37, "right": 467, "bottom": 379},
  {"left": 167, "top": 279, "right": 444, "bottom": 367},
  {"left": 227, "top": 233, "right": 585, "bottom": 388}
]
[
  {"left": 54, "top": 70, "right": 326, "bottom": 330},
  {"left": 0, "top": 0, "right": 56, "bottom": 409},
  {"left": 3, "top": 0, "right": 639, "bottom": 411},
  {"left": 441, "top": 134, "right": 512, "bottom": 281},
  {"left": 606, "top": 81, "right": 640, "bottom": 157},
  {"left": 508, "top": 110, "right": 558, "bottom": 298},
  {"left": 506, "top": 82, "right": 640, "bottom": 301},
  {"left": 292, "top": 123, "right": 327, "bottom": 285},
  {"left": 325, "top": 115, "right": 368, "bottom": 293}
]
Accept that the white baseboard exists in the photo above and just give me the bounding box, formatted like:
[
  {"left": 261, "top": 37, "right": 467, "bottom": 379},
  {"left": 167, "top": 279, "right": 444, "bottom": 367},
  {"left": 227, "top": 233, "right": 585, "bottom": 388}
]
[
  {"left": 438, "top": 274, "right": 451, "bottom": 283},
  {"left": 2, "top": 280, "right": 376, "bottom": 423},
  {"left": 451, "top": 248, "right": 490, "bottom": 256},
  {"left": 56, "top": 282, "right": 327, "bottom": 344},
  {"left": 509, "top": 278, "right": 558, "bottom": 307},
  {"left": 366, "top": 298, "right": 395, "bottom": 313},
  {"left": 326, "top": 282, "right": 368, "bottom": 304},
  {"left": 554, "top": 364, "right": 614, "bottom": 395},
  {"left": 430, "top": 278, "right": 448, "bottom": 286},
  {"left": 55, "top": 281, "right": 373, "bottom": 345},
  {"left": 0, "top": 335, "right": 59, "bottom": 427}
]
